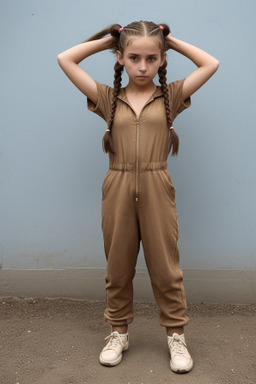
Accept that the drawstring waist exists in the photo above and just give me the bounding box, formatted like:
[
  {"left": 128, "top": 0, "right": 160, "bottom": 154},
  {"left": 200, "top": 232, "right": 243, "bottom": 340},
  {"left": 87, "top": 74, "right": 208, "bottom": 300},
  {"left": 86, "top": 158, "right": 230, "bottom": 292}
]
[{"left": 109, "top": 161, "right": 167, "bottom": 172}]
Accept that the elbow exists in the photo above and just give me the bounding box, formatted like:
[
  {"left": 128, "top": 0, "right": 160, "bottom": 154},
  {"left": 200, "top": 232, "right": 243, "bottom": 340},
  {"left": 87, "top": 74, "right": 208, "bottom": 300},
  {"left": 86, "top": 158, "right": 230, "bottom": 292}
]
[
  {"left": 57, "top": 53, "right": 68, "bottom": 70},
  {"left": 57, "top": 54, "right": 63, "bottom": 67},
  {"left": 207, "top": 58, "right": 220, "bottom": 77},
  {"left": 213, "top": 58, "right": 220, "bottom": 72}
]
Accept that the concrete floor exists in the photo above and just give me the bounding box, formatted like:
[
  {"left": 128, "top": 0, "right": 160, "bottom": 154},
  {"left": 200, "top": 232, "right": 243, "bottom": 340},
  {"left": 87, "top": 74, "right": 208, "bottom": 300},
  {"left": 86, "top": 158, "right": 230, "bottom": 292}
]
[{"left": 0, "top": 299, "right": 255, "bottom": 384}]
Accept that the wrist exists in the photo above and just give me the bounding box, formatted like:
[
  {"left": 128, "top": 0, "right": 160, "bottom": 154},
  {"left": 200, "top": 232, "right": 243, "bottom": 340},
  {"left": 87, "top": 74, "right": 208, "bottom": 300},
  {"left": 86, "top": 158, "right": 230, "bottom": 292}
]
[{"left": 84, "top": 36, "right": 115, "bottom": 54}]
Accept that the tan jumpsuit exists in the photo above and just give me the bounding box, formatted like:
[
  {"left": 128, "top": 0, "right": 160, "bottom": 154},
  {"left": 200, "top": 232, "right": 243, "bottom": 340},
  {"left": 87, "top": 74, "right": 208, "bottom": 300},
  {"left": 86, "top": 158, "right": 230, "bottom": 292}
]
[{"left": 87, "top": 79, "right": 191, "bottom": 328}]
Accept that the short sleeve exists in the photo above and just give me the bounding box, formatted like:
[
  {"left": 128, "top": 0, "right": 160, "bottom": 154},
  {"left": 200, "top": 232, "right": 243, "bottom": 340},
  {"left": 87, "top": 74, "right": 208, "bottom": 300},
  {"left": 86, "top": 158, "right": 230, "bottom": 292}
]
[
  {"left": 168, "top": 79, "right": 191, "bottom": 121},
  {"left": 87, "top": 81, "right": 113, "bottom": 123}
]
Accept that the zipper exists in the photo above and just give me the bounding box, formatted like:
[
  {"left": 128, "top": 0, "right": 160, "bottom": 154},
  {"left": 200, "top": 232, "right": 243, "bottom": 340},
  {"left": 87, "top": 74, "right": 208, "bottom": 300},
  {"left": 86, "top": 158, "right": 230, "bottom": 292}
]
[
  {"left": 135, "top": 115, "right": 140, "bottom": 202},
  {"left": 118, "top": 91, "right": 160, "bottom": 203}
]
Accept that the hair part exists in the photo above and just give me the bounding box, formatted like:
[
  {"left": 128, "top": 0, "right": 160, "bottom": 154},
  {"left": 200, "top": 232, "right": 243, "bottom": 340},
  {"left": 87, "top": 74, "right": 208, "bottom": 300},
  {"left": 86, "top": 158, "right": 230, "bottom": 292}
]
[{"left": 85, "top": 21, "right": 179, "bottom": 156}]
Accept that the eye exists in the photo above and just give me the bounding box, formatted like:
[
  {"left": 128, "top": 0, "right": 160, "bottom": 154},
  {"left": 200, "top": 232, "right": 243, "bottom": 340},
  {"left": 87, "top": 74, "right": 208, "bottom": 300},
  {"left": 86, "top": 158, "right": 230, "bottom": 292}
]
[
  {"left": 130, "top": 56, "right": 138, "bottom": 62},
  {"left": 148, "top": 57, "right": 157, "bottom": 62}
]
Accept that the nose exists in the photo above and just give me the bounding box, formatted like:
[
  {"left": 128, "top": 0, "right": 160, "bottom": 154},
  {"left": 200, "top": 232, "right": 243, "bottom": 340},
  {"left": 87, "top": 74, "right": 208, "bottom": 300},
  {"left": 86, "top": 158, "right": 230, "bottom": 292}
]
[{"left": 139, "top": 59, "right": 147, "bottom": 72}]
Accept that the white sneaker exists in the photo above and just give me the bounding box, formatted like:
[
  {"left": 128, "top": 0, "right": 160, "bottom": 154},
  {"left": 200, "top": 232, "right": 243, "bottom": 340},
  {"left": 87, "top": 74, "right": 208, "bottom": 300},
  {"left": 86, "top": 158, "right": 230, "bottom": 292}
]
[
  {"left": 99, "top": 331, "right": 129, "bottom": 366},
  {"left": 167, "top": 333, "right": 193, "bottom": 373}
]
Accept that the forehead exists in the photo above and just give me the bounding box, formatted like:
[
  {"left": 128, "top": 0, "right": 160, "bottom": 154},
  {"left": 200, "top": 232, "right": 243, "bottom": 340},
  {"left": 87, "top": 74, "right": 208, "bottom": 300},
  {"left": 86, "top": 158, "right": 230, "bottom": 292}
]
[{"left": 124, "top": 36, "right": 161, "bottom": 55}]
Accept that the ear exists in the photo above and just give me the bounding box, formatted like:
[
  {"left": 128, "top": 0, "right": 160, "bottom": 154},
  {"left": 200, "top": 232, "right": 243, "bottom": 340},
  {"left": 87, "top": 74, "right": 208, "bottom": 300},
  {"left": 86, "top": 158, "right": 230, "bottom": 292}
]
[
  {"left": 160, "top": 52, "right": 167, "bottom": 67},
  {"left": 117, "top": 50, "right": 124, "bottom": 66}
]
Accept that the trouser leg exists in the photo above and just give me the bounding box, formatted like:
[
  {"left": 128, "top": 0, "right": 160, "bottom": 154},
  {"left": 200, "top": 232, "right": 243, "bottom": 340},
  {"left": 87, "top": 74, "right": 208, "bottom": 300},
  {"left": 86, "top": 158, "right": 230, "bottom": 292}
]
[
  {"left": 139, "top": 170, "right": 188, "bottom": 328},
  {"left": 101, "top": 172, "right": 140, "bottom": 325}
]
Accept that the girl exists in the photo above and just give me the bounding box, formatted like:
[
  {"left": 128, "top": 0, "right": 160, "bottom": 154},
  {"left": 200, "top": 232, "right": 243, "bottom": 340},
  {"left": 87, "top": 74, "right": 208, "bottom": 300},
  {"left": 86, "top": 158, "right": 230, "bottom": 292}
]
[{"left": 57, "top": 21, "right": 219, "bottom": 373}]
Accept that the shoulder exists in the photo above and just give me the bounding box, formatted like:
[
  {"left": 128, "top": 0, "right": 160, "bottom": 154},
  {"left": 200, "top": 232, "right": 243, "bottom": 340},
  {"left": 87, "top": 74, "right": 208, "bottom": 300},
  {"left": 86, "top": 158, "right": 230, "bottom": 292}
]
[
  {"left": 89, "top": 81, "right": 114, "bottom": 109},
  {"left": 167, "top": 79, "right": 186, "bottom": 95},
  {"left": 166, "top": 79, "right": 191, "bottom": 119},
  {"left": 87, "top": 81, "right": 114, "bottom": 120},
  {"left": 94, "top": 81, "right": 114, "bottom": 96}
]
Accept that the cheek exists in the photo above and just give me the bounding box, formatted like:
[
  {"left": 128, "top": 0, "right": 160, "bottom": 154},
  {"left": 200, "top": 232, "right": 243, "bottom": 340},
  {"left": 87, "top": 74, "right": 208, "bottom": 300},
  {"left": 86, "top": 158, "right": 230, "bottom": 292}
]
[
  {"left": 124, "top": 62, "right": 135, "bottom": 73},
  {"left": 151, "top": 62, "right": 161, "bottom": 74}
]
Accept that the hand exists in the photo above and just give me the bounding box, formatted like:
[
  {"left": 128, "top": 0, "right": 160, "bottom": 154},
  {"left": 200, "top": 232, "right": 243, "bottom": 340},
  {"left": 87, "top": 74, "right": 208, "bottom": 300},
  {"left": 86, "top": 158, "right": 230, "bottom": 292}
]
[
  {"left": 165, "top": 33, "right": 175, "bottom": 50},
  {"left": 105, "top": 35, "right": 118, "bottom": 50}
]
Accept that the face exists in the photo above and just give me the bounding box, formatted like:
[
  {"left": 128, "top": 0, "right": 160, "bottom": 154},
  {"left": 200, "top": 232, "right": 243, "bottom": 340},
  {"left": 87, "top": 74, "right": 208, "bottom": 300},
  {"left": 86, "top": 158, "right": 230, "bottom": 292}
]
[{"left": 117, "top": 36, "right": 166, "bottom": 87}]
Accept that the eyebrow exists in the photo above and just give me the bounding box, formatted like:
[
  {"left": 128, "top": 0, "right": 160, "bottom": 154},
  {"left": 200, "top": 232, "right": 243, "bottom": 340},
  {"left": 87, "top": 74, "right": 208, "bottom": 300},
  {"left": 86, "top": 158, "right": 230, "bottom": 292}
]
[{"left": 128, "top": 53, "right": 159, "bottom": 57}]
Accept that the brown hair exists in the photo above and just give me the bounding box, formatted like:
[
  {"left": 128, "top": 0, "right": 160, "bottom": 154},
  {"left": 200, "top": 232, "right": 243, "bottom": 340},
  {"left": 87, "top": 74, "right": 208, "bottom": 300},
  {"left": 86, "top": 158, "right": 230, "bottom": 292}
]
[{"left": 85, "top": 21, "right": 179, "bottom": 156}]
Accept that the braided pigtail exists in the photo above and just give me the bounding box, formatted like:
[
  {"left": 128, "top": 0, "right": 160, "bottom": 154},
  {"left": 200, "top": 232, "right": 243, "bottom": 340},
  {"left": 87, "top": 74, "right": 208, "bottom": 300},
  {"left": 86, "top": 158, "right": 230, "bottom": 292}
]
[
  {"left": 102, "top": 61, "right": 124, "bottom": 153},
  {"left": 158, "top": 59, "right": 179, "bottom": 156},
  {"left": 82, "top": 23, "right": 121, "bottom": 45},
  {"left": 90, "top": 24, "right": 123, "bottom": 153}
]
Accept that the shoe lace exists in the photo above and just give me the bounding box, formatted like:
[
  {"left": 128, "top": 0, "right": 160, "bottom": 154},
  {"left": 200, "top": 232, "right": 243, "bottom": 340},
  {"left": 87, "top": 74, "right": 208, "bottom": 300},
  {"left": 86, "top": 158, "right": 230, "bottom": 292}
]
[
  {"left": 169, "top": 334, "right": 187, "bottom": 357},
  {"left": 105, "top": 331, "right": 124, "bottom": 348}
]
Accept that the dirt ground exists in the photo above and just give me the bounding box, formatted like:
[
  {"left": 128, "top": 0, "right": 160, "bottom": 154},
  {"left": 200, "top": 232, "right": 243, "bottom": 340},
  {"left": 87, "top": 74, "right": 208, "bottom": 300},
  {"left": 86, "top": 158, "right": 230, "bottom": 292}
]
[{"left": 0, "top": 299, "right": 255, "bottom": 384}]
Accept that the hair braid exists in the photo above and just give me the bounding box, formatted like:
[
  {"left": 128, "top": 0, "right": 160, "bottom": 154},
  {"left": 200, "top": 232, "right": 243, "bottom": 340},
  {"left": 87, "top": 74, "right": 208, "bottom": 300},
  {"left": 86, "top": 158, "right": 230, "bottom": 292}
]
[
  {"left": 158, "top": 60, "right": 179, "bottom": 156},
  {"left": 102, "top": 61, "right": 123, "bottom": 153}
]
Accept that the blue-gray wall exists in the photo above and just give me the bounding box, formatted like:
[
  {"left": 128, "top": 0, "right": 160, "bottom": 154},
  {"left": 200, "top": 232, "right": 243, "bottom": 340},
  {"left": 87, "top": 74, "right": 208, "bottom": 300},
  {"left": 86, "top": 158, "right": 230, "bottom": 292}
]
[{"left": 1, "top": 0, "right": 256, "bottom": 274}]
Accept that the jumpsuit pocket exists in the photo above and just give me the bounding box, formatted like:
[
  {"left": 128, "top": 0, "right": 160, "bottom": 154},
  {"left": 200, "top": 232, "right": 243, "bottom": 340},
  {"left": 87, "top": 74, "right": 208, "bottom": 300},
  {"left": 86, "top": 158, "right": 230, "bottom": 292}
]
[
  {"left": 102, "top": 170, "right": 118, "bottom": 200},
  {"left": 159, "top": 170, "right": 176, "bottom": 201}
]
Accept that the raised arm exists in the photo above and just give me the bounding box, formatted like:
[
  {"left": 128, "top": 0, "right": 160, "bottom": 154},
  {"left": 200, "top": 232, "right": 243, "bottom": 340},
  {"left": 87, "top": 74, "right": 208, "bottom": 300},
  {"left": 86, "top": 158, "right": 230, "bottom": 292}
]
[
  {"left": 57, "top": 36, "right": 115, "bottom": 104},
  {"left": 166, "top": 35, "right": 219, "bottom": 100}
]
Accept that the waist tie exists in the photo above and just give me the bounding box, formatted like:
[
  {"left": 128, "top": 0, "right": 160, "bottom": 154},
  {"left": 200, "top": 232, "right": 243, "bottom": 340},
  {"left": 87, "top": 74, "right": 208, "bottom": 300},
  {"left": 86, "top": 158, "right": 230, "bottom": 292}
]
[{"left": 109, "top": 161, "right": 167, "bottom": 172}]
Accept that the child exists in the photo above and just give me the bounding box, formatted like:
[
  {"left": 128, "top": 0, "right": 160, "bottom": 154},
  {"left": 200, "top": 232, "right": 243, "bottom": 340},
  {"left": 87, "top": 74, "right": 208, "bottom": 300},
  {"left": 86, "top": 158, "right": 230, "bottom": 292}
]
[{"left": 57, "top": 20, "right": 219, "bottom": 373}]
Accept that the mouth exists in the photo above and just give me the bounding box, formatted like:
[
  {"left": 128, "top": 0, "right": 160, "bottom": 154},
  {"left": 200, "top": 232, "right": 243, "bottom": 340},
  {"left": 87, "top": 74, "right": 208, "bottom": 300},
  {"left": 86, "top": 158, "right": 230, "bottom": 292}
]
[{"left": 137, "top": 76, "right": 148, "bottom": 79}]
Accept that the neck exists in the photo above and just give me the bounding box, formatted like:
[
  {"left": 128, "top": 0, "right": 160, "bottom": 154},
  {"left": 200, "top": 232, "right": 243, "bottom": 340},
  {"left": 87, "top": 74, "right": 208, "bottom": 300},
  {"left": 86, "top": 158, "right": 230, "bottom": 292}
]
[{"left": 126, "top": 81, "right": 156, "bottom": 94}]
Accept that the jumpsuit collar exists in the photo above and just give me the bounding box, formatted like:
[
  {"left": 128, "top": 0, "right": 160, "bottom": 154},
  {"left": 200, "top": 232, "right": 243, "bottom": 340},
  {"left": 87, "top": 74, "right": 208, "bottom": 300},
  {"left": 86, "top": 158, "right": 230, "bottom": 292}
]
[{"left": 117, "top": 86, "right": 164, "bottom": 103}]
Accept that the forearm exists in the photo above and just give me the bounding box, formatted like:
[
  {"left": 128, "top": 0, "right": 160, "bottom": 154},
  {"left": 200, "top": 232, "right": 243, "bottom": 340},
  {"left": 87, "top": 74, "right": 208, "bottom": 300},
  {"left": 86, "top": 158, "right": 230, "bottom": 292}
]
[
  {"left": 166, "top": 36, "right": 219, "bottom": 69},
  {"left": 57, "top": 36, "right": 114, "bottom": 65}
]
